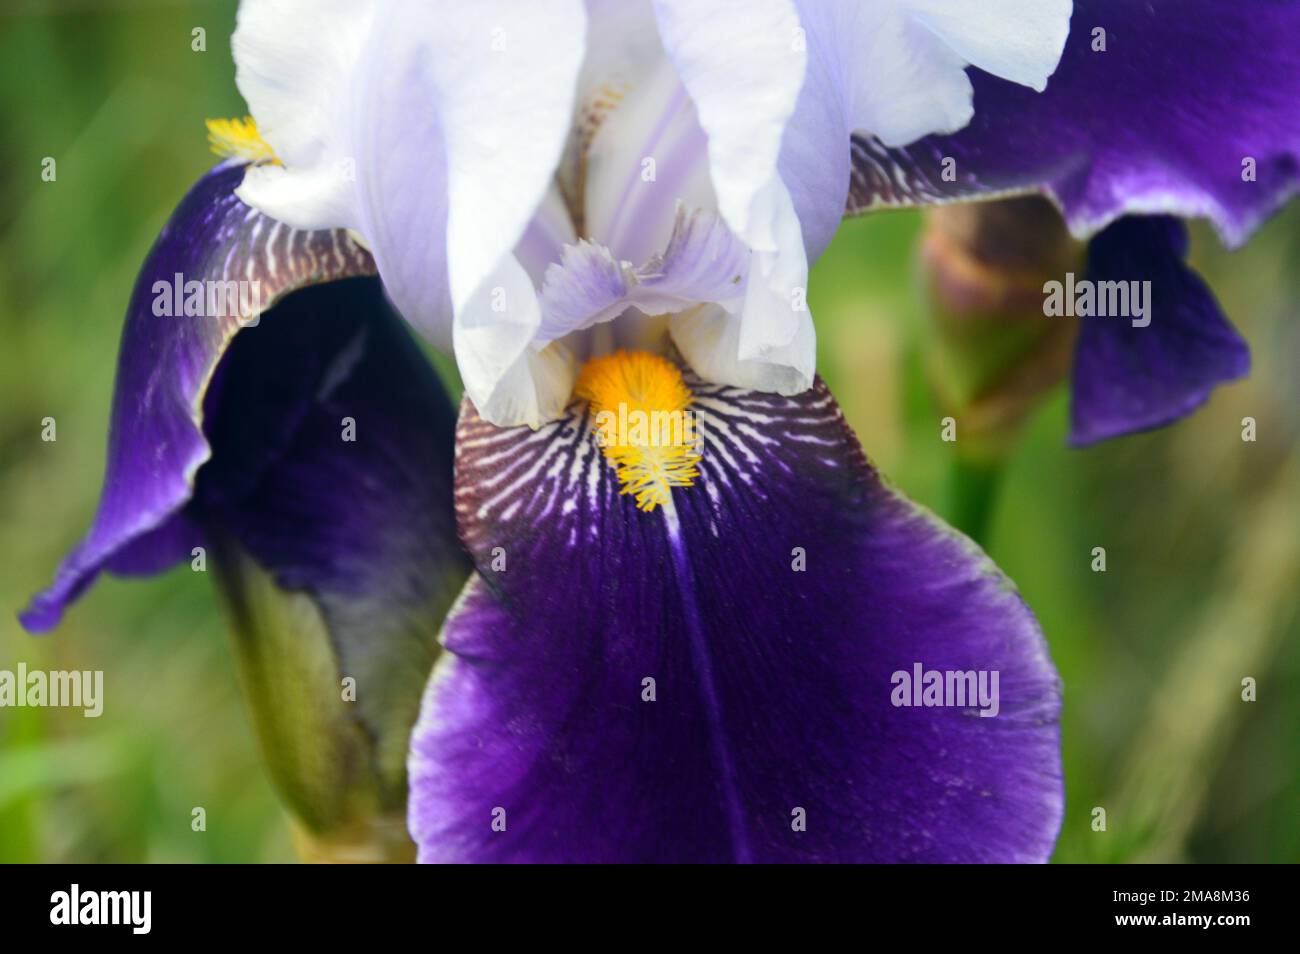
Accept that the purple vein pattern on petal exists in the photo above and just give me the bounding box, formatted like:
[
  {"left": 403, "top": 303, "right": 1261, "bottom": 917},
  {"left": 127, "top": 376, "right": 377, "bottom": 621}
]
[
  {"left": 847, "top": 0, "right": 1300, "bottom": 246},
  {"left": 536, "top": 207, "right": 750, "bottom": 343},
  {"left": 20, "top": 161, "right": 375, "bottom": 633},
  {"left": 409, "top": 378, "right": 1063, "bottom": 862},
  {"left": 1069, "top": 216, "right": 1250, "bottom": 447}
]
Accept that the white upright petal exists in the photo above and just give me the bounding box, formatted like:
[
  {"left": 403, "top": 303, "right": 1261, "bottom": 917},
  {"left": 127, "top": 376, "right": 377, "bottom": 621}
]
[
  {"left": 581, "top": 57, "right": 715, "bottom": 265},
  {"left": 651, "top": 0, "right": 811, "bottom": 365},
  {"left": 780, "top": 0, "right": 1072, "bottom": 262},
  {"left": 454, "top": 255, "right": 577, "bottom": 429},
  {"left": 515, "top": 184, "right": 579, "bottom": 288},
  {"left": 670, "top": 304, "right": 814, "bottom": 397},
  {"left": 579, "top": 0, "right": 666, "bottom": 105},
  {"left": 406, "top": 3, "right": 586, "bottom": 315},
  {"left": 233, "top": 0, "right": 377, "bottom": 230},
  {"left": 651, "top": 0, "right": 806, "bottom": 254},
  {"left": 346, "top": 36, "right": 455, "bottom": 347},
  {"left": 794, "top": 0, "right": 1070, "bottom": 148},
  {"left": 735, "top": 180, "right": 810, "bottom": 364},
  {"left": 233, "top": 0, "right": 587, "bottom": 352},
  {"left": 906, "top": 0, "right": 1074, "bottom": 93}
]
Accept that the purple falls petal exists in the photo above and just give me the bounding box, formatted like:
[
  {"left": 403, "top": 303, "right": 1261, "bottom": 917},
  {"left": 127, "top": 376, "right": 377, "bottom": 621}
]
[
  {"left": 21, "top": 162, "right": 472, "bottom": 792},
  {"left": 1069, "top": 216, "right": 1251, "bottom": 446},
  {"left": 22, "top": 161, "right": 383, "bottom": 631},
  {"left": 848, "top": 0, "right": 1300, "bottom": 247},
  {"left": 409, "top": 377, "right": 1063, "bottom": 863}
]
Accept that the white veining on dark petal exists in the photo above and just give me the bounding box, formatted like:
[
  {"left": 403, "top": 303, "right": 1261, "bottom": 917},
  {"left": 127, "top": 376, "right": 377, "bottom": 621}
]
[
  {"left": 846, "top": 133, "right": 1033, "bottom": 216},
  {"left": 455, "top": 403, "right": 603, "bottom": 559},
  {"left": 688, "top": 379, "right": 850, "bottom": 510},
  {"left": 207, "top": 193, "right": 374, "bottom": 331},
  {"left": 455, "top": 373, "right": 857, "bottom": 559}
]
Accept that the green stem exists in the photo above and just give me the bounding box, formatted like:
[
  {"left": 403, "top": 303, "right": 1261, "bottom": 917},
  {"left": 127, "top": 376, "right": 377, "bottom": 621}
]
[{"left": 944, "top": 454, "right": 1004, "bottom": 547}]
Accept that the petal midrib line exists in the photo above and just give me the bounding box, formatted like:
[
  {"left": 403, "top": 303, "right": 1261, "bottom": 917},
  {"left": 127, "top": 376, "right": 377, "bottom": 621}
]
[{"left": 660, "top": 497, "right": 754, "bottom": 864}]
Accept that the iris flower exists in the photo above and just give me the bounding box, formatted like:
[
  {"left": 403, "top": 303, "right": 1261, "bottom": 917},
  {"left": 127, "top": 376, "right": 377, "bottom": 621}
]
[{"left": 20, "top": 0, "right": 1296, "bottom": 863}]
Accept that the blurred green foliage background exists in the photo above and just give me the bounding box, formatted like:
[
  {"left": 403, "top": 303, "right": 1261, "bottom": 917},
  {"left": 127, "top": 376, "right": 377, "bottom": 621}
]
[{"left": 1, "top": 1, "right": 1297, "bottom": 863}]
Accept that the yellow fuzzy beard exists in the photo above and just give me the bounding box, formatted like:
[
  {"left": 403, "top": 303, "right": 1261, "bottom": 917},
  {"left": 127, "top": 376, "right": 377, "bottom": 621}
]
[
  {"left": 205, "top": 116, "right": 280, "bottom": 165},
  {"left": 575, "top": 350, "right": 701, "bottom": 512}
]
